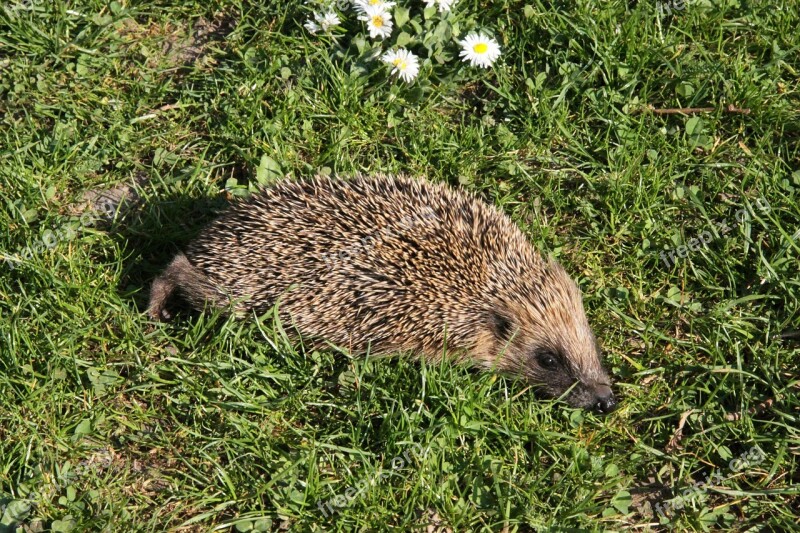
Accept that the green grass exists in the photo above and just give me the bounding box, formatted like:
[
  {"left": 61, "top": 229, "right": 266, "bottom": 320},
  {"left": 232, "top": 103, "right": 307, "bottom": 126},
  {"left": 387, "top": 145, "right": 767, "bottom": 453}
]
[{"left": 1, "top": 0, "right": 799, "bottom": 530}]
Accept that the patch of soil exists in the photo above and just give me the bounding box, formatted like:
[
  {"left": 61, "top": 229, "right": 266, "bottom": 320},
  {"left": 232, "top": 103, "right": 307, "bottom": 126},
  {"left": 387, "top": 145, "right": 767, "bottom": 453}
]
[{"left": 118, "top": 13, "right": 236, "bottom": 71}]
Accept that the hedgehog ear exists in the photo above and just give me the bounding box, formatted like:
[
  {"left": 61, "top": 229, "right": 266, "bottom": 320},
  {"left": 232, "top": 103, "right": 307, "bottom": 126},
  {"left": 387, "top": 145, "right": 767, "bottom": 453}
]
[{"left": 490, "top": 311, "right": 513, "bottom": 342}]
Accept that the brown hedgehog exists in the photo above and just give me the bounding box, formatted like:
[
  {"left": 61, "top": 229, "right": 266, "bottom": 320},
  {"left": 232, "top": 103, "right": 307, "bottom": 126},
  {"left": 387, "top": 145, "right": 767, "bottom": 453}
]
[{"left": 149, "top": 174, "right": 616, "bottom": 413}]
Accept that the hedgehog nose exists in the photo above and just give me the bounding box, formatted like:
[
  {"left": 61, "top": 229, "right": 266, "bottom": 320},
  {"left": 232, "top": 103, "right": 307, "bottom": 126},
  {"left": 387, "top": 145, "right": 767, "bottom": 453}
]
[{"left": 592, "top": 385, "right": 617, "bottom": 414}]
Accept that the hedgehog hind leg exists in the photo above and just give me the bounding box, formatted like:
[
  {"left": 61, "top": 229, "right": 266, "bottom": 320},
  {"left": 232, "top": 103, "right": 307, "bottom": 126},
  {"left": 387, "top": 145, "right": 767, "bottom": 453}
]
[
  {"left": 148, "top": 272, "right": 176, "bottom": 321},
  {"left": 148, "top": 253, "right": 222, "bottom": 321},
  {"left": 148, "top": 253, "right": 189, "bottom": 321}
]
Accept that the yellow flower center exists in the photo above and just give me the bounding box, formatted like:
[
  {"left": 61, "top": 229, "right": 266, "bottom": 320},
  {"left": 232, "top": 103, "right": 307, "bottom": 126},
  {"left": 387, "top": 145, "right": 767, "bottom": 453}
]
[
  {"left": 393, "top": 58, "right": 407, "bottom": 70},
  {"left": 369, "top": 0, "right": 380, "bottom": 4},
  {"left": 372, "top": 15, "right": 384, "bottom": 27},
  {"left": 473, "top": 42, "right": 488, "bottom": 54}
]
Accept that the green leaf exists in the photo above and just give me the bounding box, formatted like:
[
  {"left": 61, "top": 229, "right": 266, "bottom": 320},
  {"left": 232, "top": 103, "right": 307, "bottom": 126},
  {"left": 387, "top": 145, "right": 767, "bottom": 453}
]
[
  {"left": 432, "top": 20, "right": 451, "bottom": 42},
  {"left": 51, "top": 516, "right": 77, "bottom": 532},
  {"left": 91, "top": 12, "right": 113, "bottom": 25},
  {"left": 611, "top": 490, "right": 632, "bottom": 514},
  {"left": 604, "top": 463, "right": 620, "bottom": 477},
  {"left": 685, "top": 116, "right": 703, "bottom": 135},
  {"left": 394, "top": 6, "right": 409, "bottom": 27},
  {"left": 1, "top": 500, "right": 32, "bottom": 528},
  {"left": 75, "top": 56, "right": 89, "bottom": 76},
  {"left": 395, "top": 31, "right": 412, "bottom": 48},
  {"left": 253, "top": 518, "right": 272, "bottom": 532},
  {"left": 87, "top": 367, "right": 122, "bottom": 395},
  {"left": 665, "top": 285, "right": 682, "bottom": 301},
  {"left": 256, "top": 154, "right": 283, "bottom": 185},
  {"left": 718, "top": 445, "right": 732, "bottom": 460},
  {"left": 353, "top": 35, "right": 367, "bottom": 54},
  {"left": 690, "top": 134, "right": 713, "bottom": 149},
  {"left": 337, "top": 370, "right": 357, "bottom": 392},
  {"left": 676, "top": 81, "right": 695, "bottom": 97},
  {"left": 22, "top": 207, "right": 38, "bottom": 223},
  {"left": 74, "top": 418, "right": 92, "bottom": 436},
  {"left": 153, "top": 147, "right": 178, "bottom": 167}
]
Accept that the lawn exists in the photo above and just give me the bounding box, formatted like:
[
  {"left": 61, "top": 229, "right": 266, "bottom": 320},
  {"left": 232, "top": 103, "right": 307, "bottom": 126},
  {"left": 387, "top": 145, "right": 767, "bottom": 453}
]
[{"left": 1, "top": 0, "right": 799, "bottom": 531}]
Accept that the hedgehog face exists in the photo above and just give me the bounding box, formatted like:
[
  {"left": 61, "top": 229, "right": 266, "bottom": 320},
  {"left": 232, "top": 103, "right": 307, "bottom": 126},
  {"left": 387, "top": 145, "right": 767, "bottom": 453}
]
[
  {"left": 497, "top": 321, "right": 615, "bottom": 413},
  {"left": 483, "top": 265, "right": 616, "bottom": 414},
  {"left": 519, "top": 339, "right": 615, "bottom": 414}
]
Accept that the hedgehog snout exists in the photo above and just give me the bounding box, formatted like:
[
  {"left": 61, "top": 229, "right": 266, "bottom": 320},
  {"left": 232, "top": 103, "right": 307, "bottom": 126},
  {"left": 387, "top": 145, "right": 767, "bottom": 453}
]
[
  {"left": 589, "top": 384, "right": 617, "bottom": 414},
  {"left": 562, "top": 380, "right": 617, "bottom": 413}
]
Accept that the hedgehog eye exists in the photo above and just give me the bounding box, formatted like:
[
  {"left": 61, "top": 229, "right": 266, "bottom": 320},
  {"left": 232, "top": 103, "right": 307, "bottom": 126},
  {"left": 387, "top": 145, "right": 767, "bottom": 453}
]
[{"left": 536, "top": 351, "right": 559, "bottom": 370}]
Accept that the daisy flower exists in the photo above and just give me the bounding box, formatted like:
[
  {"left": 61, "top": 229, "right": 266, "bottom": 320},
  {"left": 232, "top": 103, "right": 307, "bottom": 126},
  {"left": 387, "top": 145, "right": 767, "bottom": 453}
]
[
  {"left": 304, "top": 19, "right": 321, "bottom": 34},
  {"left": 382, "top": 48, "right": 420, "bottom": 82},
  {"left": 459, "top": 32, "right": 501, "bottom": 68},
  {"left": 359, "top": 5, "right": 393, "bottom": 39},
  {"left": 424, "top": 0, "right": 457, "bottom": 13},
  {"left": 353, "top": 0, "right": 396, "bottom": 14},
  {"left": 304, "top": 11, "right": 341, "bottom": 34}
]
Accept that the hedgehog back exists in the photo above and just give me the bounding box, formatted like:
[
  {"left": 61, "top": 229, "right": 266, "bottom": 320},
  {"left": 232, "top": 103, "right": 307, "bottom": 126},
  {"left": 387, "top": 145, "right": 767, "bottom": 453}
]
[{"left": 184, "top": 175, "right": 543, "bottom": 358}]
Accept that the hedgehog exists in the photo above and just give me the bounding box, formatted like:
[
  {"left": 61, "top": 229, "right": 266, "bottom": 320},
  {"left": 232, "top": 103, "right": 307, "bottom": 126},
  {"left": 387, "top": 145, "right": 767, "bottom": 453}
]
[{"left": 148, "top": 174, "right": 617, "bottom": 413}]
